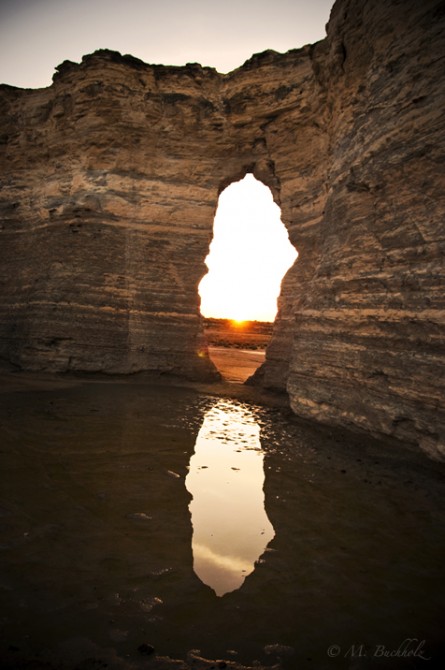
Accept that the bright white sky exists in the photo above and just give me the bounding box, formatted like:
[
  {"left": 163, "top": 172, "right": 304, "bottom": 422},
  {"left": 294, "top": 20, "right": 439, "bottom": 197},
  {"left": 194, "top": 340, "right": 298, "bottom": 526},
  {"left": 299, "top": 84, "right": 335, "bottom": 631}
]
[
  {"left": 0, "top": 0, "right": 333, "bottom": 322},
  {"left": 199, "top": 176, "right": 297, "bottom": 322},
  {"left": 0, "top": 0, "right": 333, "bottom": 87}
]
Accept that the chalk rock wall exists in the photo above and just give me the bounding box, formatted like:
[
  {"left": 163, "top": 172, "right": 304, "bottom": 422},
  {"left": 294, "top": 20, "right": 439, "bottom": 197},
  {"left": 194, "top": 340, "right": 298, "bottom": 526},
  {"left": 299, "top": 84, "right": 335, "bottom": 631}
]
[
  {"left": 284, "top": 0, "right": 445, "bottom": 459},
  {"left": 0, "top": 58, "right": 223, "bottom": 378},
  {"left": 0, "top": 47, "right": 323, "bottom": 379},
  {"left": 0, "top": 0, "right": 444, "bottom": 456}
]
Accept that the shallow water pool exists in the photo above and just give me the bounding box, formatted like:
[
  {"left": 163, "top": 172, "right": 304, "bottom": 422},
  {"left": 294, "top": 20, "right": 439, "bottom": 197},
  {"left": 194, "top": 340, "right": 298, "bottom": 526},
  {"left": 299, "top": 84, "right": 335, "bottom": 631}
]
[{"left": 0, "top": 380, "right": 444, "bottom": 669}]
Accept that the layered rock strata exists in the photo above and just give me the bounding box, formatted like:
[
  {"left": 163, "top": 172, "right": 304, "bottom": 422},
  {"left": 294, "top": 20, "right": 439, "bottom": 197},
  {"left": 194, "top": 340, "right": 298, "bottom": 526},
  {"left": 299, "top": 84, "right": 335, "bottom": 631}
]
[
  {"left": 285, "top": 0, "right": 445, "bottom": 459},
  {"left": 0, "top": 0, "right": 444, "bottom": 457}
]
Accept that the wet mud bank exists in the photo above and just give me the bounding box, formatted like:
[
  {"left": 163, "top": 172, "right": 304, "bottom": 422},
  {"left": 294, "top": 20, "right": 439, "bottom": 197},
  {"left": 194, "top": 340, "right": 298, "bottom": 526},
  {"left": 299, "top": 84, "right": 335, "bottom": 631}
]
[{"left": 0, "top": 369, "right": 444, "bottom": 670}]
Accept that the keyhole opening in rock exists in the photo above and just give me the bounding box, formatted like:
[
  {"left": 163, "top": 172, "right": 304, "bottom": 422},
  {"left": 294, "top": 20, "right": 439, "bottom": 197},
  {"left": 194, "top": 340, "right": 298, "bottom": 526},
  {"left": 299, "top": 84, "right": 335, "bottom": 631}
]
[{"left": 199, "top": 173, "right": 297, "bottom": 382}]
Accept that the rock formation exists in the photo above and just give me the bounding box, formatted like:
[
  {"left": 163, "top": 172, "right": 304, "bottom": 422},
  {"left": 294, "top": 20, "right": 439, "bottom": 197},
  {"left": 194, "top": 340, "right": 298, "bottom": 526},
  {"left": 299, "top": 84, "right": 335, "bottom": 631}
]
[{"left": 0, "top": 0, "right": 444, "bottom": 458}]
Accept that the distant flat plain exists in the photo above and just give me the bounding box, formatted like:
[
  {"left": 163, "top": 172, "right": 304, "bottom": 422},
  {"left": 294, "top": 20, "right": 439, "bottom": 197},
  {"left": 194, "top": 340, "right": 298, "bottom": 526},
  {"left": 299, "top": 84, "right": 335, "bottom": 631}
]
[{"left": 204, "top": 317, "right": 272, "bottom": 382}]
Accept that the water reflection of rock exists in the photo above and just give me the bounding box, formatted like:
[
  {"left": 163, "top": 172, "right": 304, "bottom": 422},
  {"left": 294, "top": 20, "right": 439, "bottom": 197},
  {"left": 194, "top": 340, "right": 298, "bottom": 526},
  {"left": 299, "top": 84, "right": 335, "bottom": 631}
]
[
  {"left": 186, "top": 400, "right": 275, "bottom": 596},
  {"left": 2, "top": 380, "right": 444, "bottom": 668}
]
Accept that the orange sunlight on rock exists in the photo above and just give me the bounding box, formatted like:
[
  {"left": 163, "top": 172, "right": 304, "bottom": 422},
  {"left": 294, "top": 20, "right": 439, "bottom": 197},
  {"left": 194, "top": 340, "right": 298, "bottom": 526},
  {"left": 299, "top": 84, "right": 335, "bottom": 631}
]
[{"left": 199, "top": 174, "right": 297, "bottom": 323}]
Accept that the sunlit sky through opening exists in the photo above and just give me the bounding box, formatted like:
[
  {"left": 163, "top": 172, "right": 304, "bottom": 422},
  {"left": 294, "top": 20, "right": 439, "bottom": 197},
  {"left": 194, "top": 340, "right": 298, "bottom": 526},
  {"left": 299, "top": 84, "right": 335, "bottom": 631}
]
[{"left": 199, "top": 176, "right": 297, "bottom": 323}]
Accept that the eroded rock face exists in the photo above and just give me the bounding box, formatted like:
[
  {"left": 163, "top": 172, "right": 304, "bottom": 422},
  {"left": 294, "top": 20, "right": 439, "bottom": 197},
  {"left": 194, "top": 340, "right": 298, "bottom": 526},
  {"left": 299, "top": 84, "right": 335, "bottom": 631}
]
[
  {"left": 0, "top": 0, "right": 444, "bottom": 457},
  {"left": 284, "top": 0, "right": 445, "bottom": 460},
  {"left": 0, "top": 45, "right": 322, "bottom": 380}
]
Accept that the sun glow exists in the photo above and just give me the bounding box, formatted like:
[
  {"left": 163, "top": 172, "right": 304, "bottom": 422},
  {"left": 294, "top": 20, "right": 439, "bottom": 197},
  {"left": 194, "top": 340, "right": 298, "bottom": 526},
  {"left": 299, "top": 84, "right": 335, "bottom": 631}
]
[{"left": 199, "top": 174, "right": 297, "bottom": 323}]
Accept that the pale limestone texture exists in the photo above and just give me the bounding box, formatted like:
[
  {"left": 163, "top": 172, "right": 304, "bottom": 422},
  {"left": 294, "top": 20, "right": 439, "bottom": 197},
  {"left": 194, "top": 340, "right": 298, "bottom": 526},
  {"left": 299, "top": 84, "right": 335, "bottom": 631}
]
[{"left": 0, "top": 0, "right": 444, "bottom": 457}]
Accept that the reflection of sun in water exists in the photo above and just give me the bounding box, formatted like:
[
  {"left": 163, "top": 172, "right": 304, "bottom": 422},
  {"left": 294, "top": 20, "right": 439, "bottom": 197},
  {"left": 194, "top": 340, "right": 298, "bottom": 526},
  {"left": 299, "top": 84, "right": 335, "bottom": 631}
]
[
  {"left": 185, "top": 400, "right": 275, "bottom": 597},
  {"left": 199, "top": 174, "right": 297, "bottom": 323}
]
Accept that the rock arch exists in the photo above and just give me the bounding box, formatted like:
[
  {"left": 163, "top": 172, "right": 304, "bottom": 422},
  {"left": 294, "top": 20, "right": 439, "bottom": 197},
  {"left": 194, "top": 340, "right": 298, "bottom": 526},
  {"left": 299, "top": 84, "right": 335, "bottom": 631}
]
[{"left": 0, "top": 0, "right": 444, "bottom": 457}]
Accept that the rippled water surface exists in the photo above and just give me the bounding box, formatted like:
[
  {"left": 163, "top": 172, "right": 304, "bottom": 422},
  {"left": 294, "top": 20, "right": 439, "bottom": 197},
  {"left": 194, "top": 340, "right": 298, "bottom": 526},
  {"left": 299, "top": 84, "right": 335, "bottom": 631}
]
[{"left": 0, "top": 380, "right": 444, "bottom": 669}]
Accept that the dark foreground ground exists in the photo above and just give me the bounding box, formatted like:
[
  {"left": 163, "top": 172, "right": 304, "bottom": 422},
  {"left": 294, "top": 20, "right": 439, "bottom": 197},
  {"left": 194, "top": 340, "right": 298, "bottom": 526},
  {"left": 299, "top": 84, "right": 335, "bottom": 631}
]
[{"left": 0, "top": 354, "right": 444, "bottom": 670}]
